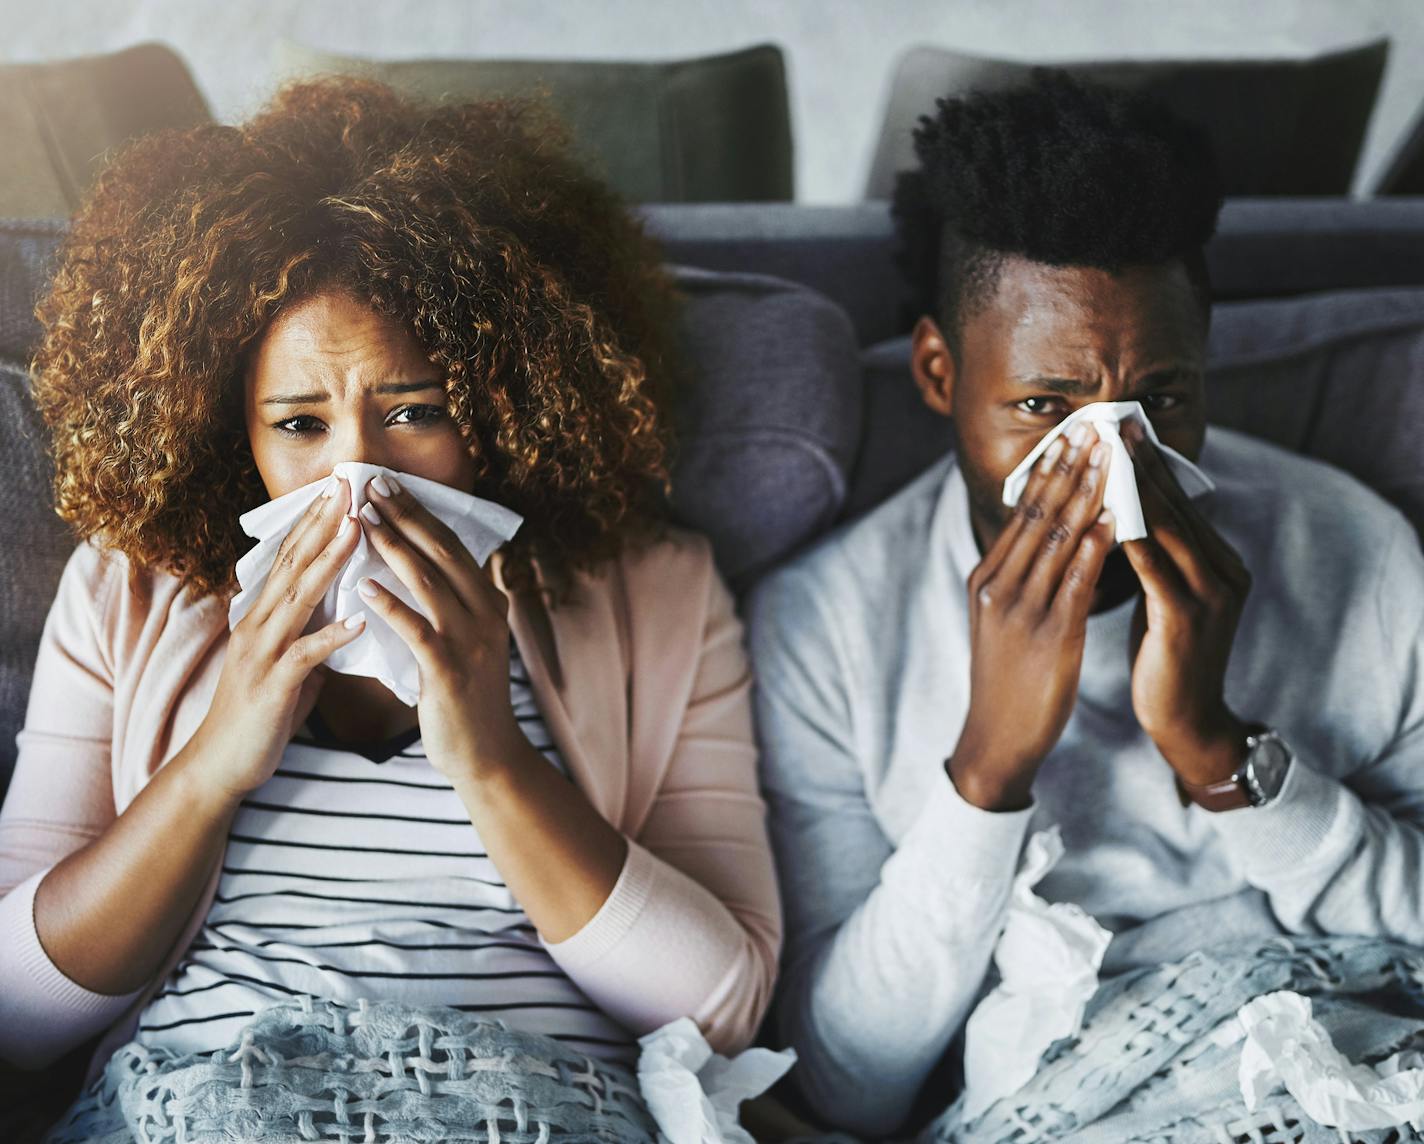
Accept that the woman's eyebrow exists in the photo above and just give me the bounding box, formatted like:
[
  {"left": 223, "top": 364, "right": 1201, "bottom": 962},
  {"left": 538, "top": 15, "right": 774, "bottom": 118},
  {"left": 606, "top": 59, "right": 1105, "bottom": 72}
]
[{"left": 260, "top": 380, "right": 443, "bottom": 405}]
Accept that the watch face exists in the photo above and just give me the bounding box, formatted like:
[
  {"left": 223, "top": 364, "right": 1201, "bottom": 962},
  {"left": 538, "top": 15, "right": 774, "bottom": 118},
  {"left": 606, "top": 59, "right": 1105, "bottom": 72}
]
[{"left": 1246, "top": 735, "right": 1291, "bottom": 805}]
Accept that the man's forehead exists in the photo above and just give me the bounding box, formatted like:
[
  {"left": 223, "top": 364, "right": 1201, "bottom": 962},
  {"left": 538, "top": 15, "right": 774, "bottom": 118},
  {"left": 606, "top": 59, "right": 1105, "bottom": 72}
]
[{"left": 972, "top": 256, "right": 1206, "bottom": 365}]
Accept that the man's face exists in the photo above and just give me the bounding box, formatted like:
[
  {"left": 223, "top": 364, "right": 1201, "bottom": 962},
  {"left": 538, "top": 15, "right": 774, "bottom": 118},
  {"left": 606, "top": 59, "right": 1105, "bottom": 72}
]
[{"left": 913, "top": 255, "right": 1208, "bottom": 551}]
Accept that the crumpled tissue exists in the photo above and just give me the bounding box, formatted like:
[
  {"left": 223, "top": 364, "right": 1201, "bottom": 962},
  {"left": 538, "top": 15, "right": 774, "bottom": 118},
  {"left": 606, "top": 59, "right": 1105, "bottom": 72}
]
[
  {"left": 960, "top": 827, "right": 1113, "bottom": 1122},
  {"left": 637, "top": 1016, "right": 797, "bottom": 1144},
  {"left": 1001, "top": 400, "right": 1214, "bottom": 543},
  {"left": 1238, "top": 990, "right": 1424, "bottom": 1132},
  {"left": 229, "top": 461, "right": 523, "bottom": 706}
]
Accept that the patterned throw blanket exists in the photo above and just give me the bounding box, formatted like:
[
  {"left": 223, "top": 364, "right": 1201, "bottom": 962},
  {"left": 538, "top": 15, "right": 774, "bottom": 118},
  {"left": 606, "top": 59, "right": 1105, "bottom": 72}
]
[
  {"left": 921, "top": 936, "right": 1424, "bottom": 1144},
  {"left": 45, "top": 996, "right": 657, "bottom": 1143}
]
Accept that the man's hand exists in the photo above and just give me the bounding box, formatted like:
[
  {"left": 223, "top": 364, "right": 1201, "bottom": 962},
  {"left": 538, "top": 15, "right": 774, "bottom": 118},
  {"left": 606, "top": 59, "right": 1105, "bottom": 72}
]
[
  {"left": 1121, "top": 422, "right": 1253, "bottom": 785},
  {"left": 949, "top": 425, "right": 1115, "bottom": 811}
]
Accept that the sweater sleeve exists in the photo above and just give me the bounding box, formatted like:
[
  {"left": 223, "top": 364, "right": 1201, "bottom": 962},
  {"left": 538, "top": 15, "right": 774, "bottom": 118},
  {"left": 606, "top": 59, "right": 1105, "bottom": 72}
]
[
  {"left": 1208, "top": 515, "right": 1424, "bottom": 943},
  {"left": 745, "top": 563, "right": 1031, "bottom": 1139},
  {"left": 0, "top": 543, "right": 143, "bottom": 1068},
  {"left": 542, "top": 547, "right": 782, "bottom": 1056}
]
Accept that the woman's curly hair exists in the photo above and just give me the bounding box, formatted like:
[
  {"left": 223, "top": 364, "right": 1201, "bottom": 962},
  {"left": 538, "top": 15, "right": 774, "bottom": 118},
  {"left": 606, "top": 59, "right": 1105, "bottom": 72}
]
[{"left": 32, "top": 77, "right": 680, "bottom": 600}]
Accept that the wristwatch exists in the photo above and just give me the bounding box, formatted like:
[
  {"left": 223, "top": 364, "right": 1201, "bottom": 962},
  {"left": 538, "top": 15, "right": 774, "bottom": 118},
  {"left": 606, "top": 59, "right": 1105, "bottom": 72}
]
[{"left": 1176, "top": 727, "right": 1293, "bottom": 812}]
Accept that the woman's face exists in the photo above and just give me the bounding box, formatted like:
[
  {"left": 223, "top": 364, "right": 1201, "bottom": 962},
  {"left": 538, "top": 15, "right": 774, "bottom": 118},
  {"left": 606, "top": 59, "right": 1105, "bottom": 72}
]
[{"left": 244, "top": 290, "right": 477, "bottom": 499}]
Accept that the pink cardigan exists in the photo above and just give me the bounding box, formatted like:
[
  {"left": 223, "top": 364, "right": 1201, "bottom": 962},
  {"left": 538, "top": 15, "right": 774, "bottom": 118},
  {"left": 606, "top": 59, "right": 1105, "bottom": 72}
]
[{"left": 0, "top": 529, "right": 781, "bottom": 1077}]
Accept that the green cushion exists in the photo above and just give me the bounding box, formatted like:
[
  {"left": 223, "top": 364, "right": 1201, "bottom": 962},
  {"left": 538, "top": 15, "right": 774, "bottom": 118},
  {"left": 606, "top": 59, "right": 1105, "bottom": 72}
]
[
  {"left": 274, "top": 40, "right": 792, "bottom": 204},
  {"left": 866, "top": 41, "right": 1387, "bottom": 198},
  {"left": 0, "top": 43, "right": 211, "bottom": 218}
]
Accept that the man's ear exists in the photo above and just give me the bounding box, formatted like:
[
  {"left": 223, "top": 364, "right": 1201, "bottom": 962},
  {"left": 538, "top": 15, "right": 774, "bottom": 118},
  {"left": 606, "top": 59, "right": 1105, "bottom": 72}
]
[{"left": 910, "top": 315, "right": 955, "bottom": 418}]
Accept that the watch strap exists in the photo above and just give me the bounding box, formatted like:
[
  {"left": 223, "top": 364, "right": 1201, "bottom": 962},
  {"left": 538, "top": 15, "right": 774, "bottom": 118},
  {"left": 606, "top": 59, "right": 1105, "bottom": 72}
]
[{"left": 1176, "top": 771, "right": 1252, "bottom": 811}]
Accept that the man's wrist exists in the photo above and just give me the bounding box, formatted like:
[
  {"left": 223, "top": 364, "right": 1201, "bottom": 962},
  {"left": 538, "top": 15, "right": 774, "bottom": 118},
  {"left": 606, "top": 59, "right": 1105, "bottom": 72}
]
[
  {"left": 945, "top": 752, "right": 1035, "bottom": 812},
  {"left": 1153, "top": 710, "right": 1251, "bottom": 787}
]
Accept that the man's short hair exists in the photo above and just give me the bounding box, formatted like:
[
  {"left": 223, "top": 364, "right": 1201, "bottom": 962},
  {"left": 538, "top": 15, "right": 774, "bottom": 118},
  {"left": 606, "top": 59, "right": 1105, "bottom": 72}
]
[{"left": 892, "top": 70, "right": 1225, "bottom": 354}]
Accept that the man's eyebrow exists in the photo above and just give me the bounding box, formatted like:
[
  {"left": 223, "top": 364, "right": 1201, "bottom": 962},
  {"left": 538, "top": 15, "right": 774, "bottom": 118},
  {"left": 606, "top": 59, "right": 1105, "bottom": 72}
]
[
  {"left": 260, "top": 380, "right": 444, "bottom": 406},
  {"left": 1015, "top": 375, "right": 1100, "bottom": 397}
]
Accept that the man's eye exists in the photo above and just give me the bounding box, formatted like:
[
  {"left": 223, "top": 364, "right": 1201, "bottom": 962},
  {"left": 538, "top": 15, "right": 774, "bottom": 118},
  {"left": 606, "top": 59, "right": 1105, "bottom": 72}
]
[
  {"left": 1142, "top": 393, "right": 1184, "bottom": 412},
  {"left": 1016, "top": 396, "right": 1064, "bottom": 415},
  {"left": 388, "top": 404, "right": 446, "bottom": 426}
]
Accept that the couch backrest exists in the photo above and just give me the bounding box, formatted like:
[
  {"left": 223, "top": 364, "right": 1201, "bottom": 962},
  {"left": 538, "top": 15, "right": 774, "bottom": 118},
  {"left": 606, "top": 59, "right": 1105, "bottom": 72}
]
[
  {"left": 275, "top": 41, "right": 793, "bottom": 204},
  {"left": 864, "top": 42, "right": 1389, "bottom": 199},
  {"left": 641, "top": 199, "right": 1424, "bottom": 348}
]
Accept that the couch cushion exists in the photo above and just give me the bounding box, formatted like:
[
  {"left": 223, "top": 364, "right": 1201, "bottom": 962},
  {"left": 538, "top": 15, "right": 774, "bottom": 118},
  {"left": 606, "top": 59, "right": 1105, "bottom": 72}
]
[
  {"left": 0, "top": 359, "right": 73, "bottom": 790},
  {"left": 0, "top": 219, "right": 63, "bottom": 362},
  {"left": 850, "top": 287, "right": 1424, "bottom": 534},
  {"left": 668, "top": 266, "right": 861, "bottom": 589},
  {"left": 275, "top": 40, "right": 792, "bottom": 204},
  {"left": 0, "top": 44, "right": 211, "bottom": 218},
  {"left": 866, "top": 41, "right": 1387, "bottom": 199}
]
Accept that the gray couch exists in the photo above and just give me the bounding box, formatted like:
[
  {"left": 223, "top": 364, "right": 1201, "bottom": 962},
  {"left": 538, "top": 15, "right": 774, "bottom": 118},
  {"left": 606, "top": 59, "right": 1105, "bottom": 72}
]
[{"left": 5, "top": 198, "right": 1424, "bottom": 1135}]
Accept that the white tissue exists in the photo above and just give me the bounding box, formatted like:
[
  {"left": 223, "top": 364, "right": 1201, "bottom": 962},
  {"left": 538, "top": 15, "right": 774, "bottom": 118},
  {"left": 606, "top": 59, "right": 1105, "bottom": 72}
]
[
  {"left": 637, "top": 1017, "right": 797, "bottom": 1144},
  {"left": 1001, "top": 401, "right": 1214, "bottom": 543},
  {"left": 1237, "top": 990, "right": 1424, "bottom": 1132},
  {"left": 960, "top": 828, "right": 1113, "bottom": 1122},
  {"left": 229, "top": 461, "right": 523, "bottom": 706}
]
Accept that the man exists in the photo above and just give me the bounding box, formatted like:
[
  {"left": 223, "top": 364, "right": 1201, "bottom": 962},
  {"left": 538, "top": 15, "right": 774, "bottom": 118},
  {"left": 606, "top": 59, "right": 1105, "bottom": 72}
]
[{"left": 748, "top": 73, "right": 1424, "bottom": 1138}]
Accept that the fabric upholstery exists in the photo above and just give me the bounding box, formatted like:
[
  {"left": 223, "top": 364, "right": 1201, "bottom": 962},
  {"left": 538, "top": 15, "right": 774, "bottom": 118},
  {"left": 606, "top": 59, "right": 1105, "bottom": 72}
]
[
  {"left": 849, "top": 287, "right": 1424, "bottom": 528},
  {"left": 642, "top": 199, "right": 1424, "bottom": 349},
  {"left": 0, "top": 44, "right": 210, "bottom": 218},
  {"left": 864, "top": 41, "right": 1388, "bottom": 200},
  {"left": 275, "top": 40, "right": 793, "bottom": 204}
]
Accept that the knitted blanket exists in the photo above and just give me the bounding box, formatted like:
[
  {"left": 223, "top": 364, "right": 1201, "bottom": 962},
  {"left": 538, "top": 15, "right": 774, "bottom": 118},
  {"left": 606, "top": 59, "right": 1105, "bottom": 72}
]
[
  {"left": 921, "top": 936, "right": 1424, "bottom": 1144},
  {"left": 44, "top": 996, "right": 657, "bottom": 1143}
]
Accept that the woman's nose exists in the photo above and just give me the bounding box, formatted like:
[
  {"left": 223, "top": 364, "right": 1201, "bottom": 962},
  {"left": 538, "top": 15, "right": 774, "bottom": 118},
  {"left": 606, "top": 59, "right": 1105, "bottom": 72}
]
[{"left": 329, "top": 423, "right": 390, "bottom": 470}]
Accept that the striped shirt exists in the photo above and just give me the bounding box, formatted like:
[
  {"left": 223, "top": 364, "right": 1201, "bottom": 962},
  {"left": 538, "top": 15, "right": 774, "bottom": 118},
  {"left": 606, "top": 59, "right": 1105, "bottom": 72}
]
[{"left": 135, "top": 640, "right": 635, "bottom": 1062}]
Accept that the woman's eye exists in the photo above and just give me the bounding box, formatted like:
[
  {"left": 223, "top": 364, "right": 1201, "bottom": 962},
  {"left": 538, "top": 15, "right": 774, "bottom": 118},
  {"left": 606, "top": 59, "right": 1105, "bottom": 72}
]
[
  {"left": 388, "top": 404, "right": 446, "bottom": 426},
  {"left": 1016, "top": 396, "right": 1064, "bottom": 415},
  {"left": 273, "top": 415, "right": 323, "bottom": 436},
  {"left": 1141, "top": 393, "right": 1184, "bottom": 412}
]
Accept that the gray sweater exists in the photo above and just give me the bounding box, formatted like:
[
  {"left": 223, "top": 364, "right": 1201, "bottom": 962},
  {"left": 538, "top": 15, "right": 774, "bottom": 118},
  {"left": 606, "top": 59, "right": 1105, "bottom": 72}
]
[{"left": 746, "top": 428, "right": 1424, "bottom": 1138}]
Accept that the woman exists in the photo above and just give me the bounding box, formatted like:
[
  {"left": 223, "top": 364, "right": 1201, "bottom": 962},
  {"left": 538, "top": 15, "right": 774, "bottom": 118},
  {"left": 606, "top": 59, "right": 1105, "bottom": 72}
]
[{"left": 0, "top": 78, "right": 780, "bottom": 1138}]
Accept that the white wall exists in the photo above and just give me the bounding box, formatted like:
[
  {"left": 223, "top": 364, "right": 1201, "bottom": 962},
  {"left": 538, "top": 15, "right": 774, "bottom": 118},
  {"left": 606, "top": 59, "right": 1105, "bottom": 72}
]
[{"left": 4, "top": 0, "right": 1421, "bottom": 202}]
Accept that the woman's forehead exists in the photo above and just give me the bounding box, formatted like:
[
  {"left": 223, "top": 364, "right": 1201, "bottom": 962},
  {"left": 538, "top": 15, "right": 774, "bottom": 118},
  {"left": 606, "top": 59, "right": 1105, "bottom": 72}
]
[{"left": 246, "top": 292, "right": 431, "bottom": 399}]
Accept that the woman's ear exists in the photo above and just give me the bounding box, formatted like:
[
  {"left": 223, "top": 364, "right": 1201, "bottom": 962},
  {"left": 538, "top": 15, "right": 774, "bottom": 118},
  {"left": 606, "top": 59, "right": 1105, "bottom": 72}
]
[{"left": 910, "top": 315, "right": 955, "bottom": 418}]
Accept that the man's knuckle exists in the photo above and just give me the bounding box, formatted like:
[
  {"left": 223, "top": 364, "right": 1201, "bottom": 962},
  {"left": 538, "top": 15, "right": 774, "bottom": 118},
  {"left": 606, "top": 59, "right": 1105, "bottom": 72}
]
[{"left": 1020, "top": 499, "right": 1045, "bottom": 522}]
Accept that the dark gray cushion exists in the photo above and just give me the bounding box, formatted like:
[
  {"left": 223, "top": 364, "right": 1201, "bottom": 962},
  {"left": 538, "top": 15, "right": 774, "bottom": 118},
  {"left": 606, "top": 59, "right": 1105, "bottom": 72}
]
[
  {"left": 0, "top": 218, "right": 62, "bottom": 361},
  {"left": 276, "top": 41, "right": 792, "bottom": 204},
  {"left": 866, "top": 41, "right": 1388, "bottom": 199},
  {"left": 0, "top": 43, "right": 210, "bottom": 218},
  {"left": 642, "top": 200, "right": 1424, "bottom": 349},
  {"left": 668, "top": 266, "right": 861, "bottom": 589},
  {"left": 0, "top": 358, "right": 73, "bottom": 791},
  {"left": 850, "top": 287, "right": 1424, "bottom": 534}
]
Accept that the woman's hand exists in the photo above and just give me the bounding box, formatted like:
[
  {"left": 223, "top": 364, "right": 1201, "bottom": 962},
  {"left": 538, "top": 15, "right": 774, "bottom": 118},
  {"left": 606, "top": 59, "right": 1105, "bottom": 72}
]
[
  {"left": 189, "top": 476, "right": 366, "bottom": 802},
  {"left": 354, "top": 475, "right": 526, "bottom": 778}
]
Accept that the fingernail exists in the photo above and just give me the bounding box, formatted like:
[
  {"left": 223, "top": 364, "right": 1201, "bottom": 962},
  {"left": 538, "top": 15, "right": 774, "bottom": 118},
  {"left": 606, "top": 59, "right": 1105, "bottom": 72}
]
[
  {"left": 1098, "top": 509, "right": 1114, "bottom": 526},
  {"left": 1088, "top": 441, "right": 1106, "bottom": 468},
  {"left": 370, "top": 475, "right": 391, "bottom": 498},
  {"left": 337, "top": 515, "right": 352, "bottom": 538},
  {"left": 358, "top": 578, "right": 378, "bottom": 599},
  {"left": 360, "top": 503, "right": 382, "bottom": 526},
  {"left": 1039, "top": 438, "right": 1066, "bottom": 472},
  {"left": 344, "top": 611, "right": 366, "bottom": 629},
  {"left": 386, "top": 476, "right": 401, "bottom": 496},
  {"left": 1068, "top": 423, "right": 1090, "bottom": 448},
  {"left": 321, "top": 476, "right": 339, "bottom": 499}
]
